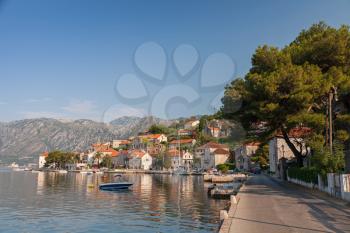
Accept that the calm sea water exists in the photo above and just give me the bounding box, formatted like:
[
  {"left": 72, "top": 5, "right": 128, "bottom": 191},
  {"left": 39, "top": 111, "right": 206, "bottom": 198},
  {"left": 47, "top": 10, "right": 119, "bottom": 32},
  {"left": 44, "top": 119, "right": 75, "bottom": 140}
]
[{"left": 0, "top": 168, "right": 226, "bottom": 233}]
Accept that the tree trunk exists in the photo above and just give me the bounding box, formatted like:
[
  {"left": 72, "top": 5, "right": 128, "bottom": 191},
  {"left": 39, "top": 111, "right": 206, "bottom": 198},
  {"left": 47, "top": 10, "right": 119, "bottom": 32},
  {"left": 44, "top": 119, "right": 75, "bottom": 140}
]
[
  {"left": 345, "top": 140, "right": 350, "bottom": 173},
  {"left": 281, "top": 127, "right": 304, "bottom": 167}
]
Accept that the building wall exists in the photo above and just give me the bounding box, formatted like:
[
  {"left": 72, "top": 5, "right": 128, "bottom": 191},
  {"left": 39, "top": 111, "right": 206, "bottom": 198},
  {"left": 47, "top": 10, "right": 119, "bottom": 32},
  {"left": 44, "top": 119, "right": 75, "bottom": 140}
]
[
  {"left": 235, "top": 144, "right": 259, "bottom": 171},
  {"left": 112, "top": 154, "right": 126, "bottom": 168},
  {"left": 269, "top": 137, "right": 305, "bottom": 173},
  {"left": 214, "top": 154, "right": 229, "bottom": 167},
  {"left": 38, "top": 156, "right": 46, "bottom": 168},
  {"left": 141, "top": 154, "right": 152, "bottom": 170},
  {"left": 129, "top": 157, "right": 141, "bottom": 169},
  {"left": 171, "top": 157, "right": 181, "bottom": 170}
]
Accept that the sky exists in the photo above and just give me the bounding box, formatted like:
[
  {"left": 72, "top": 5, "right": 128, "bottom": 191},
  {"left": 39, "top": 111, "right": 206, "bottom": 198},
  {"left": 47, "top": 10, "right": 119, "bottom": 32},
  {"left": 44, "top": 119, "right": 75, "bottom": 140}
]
[{"left": 0, "top": 0, "right": 350, "bottom": 122}]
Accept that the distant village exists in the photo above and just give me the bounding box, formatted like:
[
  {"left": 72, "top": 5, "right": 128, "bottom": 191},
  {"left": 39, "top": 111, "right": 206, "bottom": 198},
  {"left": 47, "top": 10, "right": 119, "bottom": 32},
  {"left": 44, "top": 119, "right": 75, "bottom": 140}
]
[{"left": 37, "top": 116, "right": 308, "bottom": 176}]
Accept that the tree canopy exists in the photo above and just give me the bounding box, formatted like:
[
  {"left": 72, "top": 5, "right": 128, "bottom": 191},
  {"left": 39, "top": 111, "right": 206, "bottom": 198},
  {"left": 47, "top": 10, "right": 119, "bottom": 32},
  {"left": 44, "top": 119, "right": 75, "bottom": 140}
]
[{"left": 222, "top": 22, "right": 350, "bottom": 170}]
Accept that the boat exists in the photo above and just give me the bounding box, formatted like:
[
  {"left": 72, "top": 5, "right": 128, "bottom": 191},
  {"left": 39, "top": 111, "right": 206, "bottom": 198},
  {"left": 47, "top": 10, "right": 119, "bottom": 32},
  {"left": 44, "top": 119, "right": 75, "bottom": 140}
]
[
  {"left": 13, "top": 168, "right": 25, "bottom": 172},
  {"left": 24, "top": 167, "right": 32, "bottom": 171},
  {"left": 99, "top": 182, "right": 133, "bottom": 191},
  {"left": 99, "top": 174, "right": 133, "bottom": 191},
  {"left": 58, "top": 170, "right": 68, "bottom": 174},
  {"left": 8, "top": 162, "right": 19, "bottom": 169}
]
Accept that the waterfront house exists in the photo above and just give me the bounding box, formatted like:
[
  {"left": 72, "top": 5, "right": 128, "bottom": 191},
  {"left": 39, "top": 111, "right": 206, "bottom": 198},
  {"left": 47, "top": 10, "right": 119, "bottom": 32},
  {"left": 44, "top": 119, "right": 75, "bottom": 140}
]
[
  {"left": 38, "top": 151, "right": 49, "bottom": 168},
  {"left": 166, "top": 149, "right": 194, "bottom": 171},
  {"left": 169, "top": 138, "right": 196, "bottom": 150},
  {"left": 167, "top": 149, "right": 182, "bottom": 171},
  {"left": 234, "top": 142, "right": 260, "bottom": 171},
  {"left": 182, "top": 151, "right": 194, "bottom": 171},
  {"left": 197, "top": 142, "right": 230, "bottom": 170},
  {"left": 269, "top": 127, "right": 310, "bottom": 174},
  {"left": 112, "top": 150, "right": 128, "bottom": 168},
  {"left": 128, "top": 150, "right": 153, "bottom": 170}
]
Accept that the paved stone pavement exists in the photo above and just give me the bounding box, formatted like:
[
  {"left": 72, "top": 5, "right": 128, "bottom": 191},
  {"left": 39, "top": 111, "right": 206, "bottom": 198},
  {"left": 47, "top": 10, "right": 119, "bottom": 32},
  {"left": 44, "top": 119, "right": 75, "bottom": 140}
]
[{"left": 227, "top": 175, "right": 350, "bottom": 233}]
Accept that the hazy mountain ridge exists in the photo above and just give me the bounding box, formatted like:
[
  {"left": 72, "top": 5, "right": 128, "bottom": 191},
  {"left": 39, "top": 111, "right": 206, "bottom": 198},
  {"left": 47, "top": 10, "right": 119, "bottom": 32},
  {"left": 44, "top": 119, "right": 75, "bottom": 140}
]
[{"left": 0, "top": 116, "right": 177, "bottom": 163}]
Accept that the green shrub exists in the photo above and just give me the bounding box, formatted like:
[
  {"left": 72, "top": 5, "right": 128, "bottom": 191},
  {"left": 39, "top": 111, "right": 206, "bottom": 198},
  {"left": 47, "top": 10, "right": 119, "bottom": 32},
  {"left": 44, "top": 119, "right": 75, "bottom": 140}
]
[
  {"left": 287, "top": 167, "right": 318, "bottom": 184},
  {"left": 216, "top": 163, "right": 235, "bottom": 173}
]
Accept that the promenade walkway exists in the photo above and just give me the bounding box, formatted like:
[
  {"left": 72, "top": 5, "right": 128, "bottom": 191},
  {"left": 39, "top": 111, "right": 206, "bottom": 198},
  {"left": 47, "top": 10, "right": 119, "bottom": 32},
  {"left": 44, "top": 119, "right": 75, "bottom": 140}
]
[{"left": 224, "top": 175, "right": 350, "bottom": 233}]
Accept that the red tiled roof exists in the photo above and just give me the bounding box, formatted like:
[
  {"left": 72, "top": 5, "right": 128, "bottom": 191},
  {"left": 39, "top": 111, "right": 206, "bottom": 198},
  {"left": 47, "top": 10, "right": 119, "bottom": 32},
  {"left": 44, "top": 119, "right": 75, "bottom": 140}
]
[
  {"left": 140, "top": 134, "right": 165, "bottom": 140},
  {"left": 170, "top": 139, "right": 195, "bottom": 144},
  {"left": 213, "top": 148, "right": 230, "bottom": 155},
  {"left": 96, "top": 147, "right": 119, "bottom": 157},
  {"left": 129, "top": 150, "right": 146, "bottom": 158},
  {"left": 41, "top": 151, "right": 49, "bottom": 157},
  {"left": 166, "top": 149, "right": 182, "bottom": 157},
  {"left": 276, "top": 127, "right": 312, "bottom": 138}
]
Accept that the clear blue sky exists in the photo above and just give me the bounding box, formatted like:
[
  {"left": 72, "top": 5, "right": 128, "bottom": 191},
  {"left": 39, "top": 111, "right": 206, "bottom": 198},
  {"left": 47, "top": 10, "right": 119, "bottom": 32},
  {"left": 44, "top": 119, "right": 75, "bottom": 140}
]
[{"left": 0, "top": 0, "right": 350, "bottom": 122}]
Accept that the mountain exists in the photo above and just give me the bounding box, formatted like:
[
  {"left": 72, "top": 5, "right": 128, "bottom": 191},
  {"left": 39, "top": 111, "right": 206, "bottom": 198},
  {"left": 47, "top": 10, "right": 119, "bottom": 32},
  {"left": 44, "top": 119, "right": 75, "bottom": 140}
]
[
  {"left": 0, "top": 116, "right": 177, "bottom": 164},
  {"left": 109, "top": 116, "right": 175, "bottom": 137}
]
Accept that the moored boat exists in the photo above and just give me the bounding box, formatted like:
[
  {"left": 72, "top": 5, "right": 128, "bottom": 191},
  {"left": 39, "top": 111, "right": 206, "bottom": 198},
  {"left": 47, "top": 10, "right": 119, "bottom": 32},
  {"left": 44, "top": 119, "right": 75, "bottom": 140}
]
[
  {"left": 99, "top": 174, "right": 133, "bottom": 191},
  {"left": 99, "top": 182, "right": 133, "bottom": 191}
]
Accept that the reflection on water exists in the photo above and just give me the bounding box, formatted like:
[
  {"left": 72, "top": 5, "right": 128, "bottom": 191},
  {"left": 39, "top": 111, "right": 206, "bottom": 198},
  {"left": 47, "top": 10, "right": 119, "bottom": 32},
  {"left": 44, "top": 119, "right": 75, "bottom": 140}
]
[{"left": 0, "top": 168, "right": 226, "bottom": 233}]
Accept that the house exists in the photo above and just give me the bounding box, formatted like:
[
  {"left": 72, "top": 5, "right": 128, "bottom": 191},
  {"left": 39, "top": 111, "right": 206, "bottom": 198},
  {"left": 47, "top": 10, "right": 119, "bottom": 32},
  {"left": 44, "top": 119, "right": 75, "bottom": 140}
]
[
  {"left": 166, "top": 149, "right": 193, "bottom": 171},
  {"left": 127, "top": 150, "right": 153, "bottom": 170},
  {"left": 177, "top": 129, "right": 194, "bottom": 137},
  {"left": 112, "top": 140, "right": 130, "bottom": 149},
  {"left": 169, "top": 138, "right": 196, "bottom": 150},
  {"left": 167, "top": 149, "right": 182, "bottom": 171},
  {"left": 88, "top": 144, "right": 119, "bottom": 165},
  {"left": 269, "top": 127, "right": 310, "bottom": 174},
  {"left": 182, "top": 151, "right": 194, "bottom": 171},
  {"left": 197, "top": 142, "right": 230, "bottom": 170},
  {"left": 234, "top": 142, "right": 260, "bottom": 171},
  {"left": 112, "top": 150, "right": 128, "bottom": 168},
  {"left": 146, "top": 143, "right": 165, "bottom": 157},
  {"left": 38, "top": 151, "right": 49, "bottom": 168},
  {"left": 207, "top": 126, "right": 220, "bottom": 138},
  {"left": 202, "top": 119, "right": 232, "bottom": 138},
  {"left": 132, "top": 134, "right": 167, "bottom": 149},
  {"left": 184, "top": 120, "right": 200, "bottom": 129}
]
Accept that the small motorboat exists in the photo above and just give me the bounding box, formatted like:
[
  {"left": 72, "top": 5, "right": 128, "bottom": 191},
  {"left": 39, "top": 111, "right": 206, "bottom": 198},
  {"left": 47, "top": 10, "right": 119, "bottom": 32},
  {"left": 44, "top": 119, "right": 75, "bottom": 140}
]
[
  {"left": 99, "top": 182, "right": 133, "bottom": 191},
  {"left": 58, "top": 170, "right": 68, "bottom": 174},
  {"left": 99, "top": 174, "right": 133, "bottom": 191}
]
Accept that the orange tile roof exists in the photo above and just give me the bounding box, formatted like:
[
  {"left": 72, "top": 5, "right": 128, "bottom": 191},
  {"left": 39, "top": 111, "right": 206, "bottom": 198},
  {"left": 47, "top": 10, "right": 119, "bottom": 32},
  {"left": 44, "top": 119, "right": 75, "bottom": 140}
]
[
  {"left": 139, "top": 134, "right": 164, "bottom": 140},
  {"left": 129, "top": 150, "right": 146, "bottom": 158},
  {"left": 94, "top": 146, "right": 118, "bottom": 157},
  {"left": 166, "top": 149, "right": 182, "bottom": 157},
  {"left": 213, "top": 148, "right": 230, "bottom": 155},
  {"left": 276, "top": 127, "right": 312, "bottom": 138},
  {"left": 41, "top": 151, "right": 49, "bottom": 157},
  {"left": 170, "top": 139, "right": 195, "bottom": 144}
]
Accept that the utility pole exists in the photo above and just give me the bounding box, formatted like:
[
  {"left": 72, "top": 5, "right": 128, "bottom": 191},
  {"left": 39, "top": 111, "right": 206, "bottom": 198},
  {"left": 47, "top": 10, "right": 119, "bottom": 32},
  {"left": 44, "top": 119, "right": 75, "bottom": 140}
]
[{"left": 327, "top": 86, "right": 338, "bottom": 155}]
